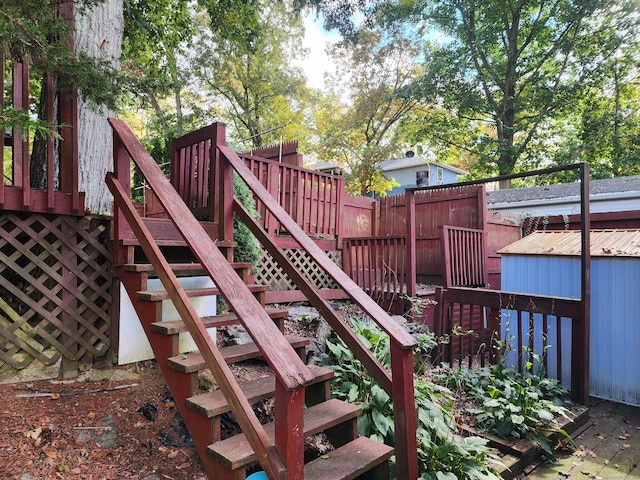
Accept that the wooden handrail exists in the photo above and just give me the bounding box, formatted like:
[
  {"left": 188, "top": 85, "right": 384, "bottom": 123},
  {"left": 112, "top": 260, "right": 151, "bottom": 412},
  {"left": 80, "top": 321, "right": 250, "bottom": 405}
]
[
  {"left": 434, "top": 286, "right": 585, "bottom": 403},
  {"left": 234, "top": 199, "right": 393, "bottom": 393},
  {"left": 108, "top": 118, "right": 314, "bottom": 479},
  {"left": 220, "top": 144, "right": 419, "bottom": 480}
]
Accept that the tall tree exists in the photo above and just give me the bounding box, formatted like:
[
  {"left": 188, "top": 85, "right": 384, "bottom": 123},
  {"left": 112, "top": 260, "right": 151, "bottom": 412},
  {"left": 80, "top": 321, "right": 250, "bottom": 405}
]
[
  {"left": 1, "top": 0, "right": 122, "bottom": 213},
  {"left": 312, "top": 29, "right": 422, "bottom": 196},
  {"left": 122, "top": 0, "right": 197, "bottom": 139},
  {"left": 304, "top": 0, "right": 640, "bottom": 185},
  {"left": 194, "top": 0, "right": 310, "bottom": 149}
]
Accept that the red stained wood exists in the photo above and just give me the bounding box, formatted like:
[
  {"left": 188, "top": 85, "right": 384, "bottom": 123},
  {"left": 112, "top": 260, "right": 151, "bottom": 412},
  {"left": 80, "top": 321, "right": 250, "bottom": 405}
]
[
  {"left": 275, "top": 379, "right": 305, "bottom": 479},
  {"left": 434, "top": 286, "right": 585, "bottom": 403}
]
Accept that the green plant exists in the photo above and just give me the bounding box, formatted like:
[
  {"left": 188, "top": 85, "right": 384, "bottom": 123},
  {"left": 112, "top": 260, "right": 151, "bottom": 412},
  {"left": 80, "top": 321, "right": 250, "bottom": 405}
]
[
  {"left": 232, "top": 173, "right": 261, "bottom": 267},
  {"left": 317, "top": 318, "right": 501, "bottom": 479},
  {"left": 441, "top": 362, "right": 572, "bottom": 459}
]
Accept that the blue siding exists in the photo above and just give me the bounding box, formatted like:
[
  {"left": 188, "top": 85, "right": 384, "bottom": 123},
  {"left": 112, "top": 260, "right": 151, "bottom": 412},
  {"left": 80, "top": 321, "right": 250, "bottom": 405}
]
[{"left": 502, "top": 254, "right": 640, "bottom": 406}]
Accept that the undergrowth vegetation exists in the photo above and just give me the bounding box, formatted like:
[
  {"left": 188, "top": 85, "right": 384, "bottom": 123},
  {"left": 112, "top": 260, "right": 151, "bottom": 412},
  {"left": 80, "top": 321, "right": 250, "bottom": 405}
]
[{"left": 316, "top": 317, "right": 573, "bottom": 479}]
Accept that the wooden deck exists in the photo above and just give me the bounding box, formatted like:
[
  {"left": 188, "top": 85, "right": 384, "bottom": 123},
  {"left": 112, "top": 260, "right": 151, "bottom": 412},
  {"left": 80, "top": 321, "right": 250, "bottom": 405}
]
[{"left": 517, "top": 398, "right": 640, "bottom": 479}]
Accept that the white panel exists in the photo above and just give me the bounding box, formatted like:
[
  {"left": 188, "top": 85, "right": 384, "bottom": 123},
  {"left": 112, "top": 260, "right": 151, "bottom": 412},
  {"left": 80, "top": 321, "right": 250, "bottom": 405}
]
[{"left": 118, "top": 277, "right": 216, "bottom": 365}]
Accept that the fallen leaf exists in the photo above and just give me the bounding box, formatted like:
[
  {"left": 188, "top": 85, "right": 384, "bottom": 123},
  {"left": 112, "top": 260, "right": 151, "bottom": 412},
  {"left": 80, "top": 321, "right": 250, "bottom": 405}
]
[
  {"left": 88, "top": 449, "right": 109, "bottom": 459},
  {"left": 43, "top": 449, "right": 57, "bottom": 459},
  {"left": 23, "top": 427, "right": 42, "bottom": 440}
]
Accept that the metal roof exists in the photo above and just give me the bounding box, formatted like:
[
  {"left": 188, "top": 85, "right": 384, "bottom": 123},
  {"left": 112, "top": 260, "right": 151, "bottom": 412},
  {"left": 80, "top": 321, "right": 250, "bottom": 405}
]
[{"left": 498, "top": 229, "right": 640, "bottom": 257}]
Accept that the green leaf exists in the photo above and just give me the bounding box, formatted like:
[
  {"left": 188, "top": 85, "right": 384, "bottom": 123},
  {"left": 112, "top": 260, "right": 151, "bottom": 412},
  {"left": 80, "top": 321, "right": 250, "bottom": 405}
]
[
  {"left": 435, "top": 472, "right": 458, "bottom": 480},
  {"left": 372, "top": 408, "right": 391, "bottom": 437},
  {"left": 371, "top": 384, "right": 390, "bottom": 408},
  {"left": 483, "top": 398, "right": 501, "bottom": 408},
  {"left": 511, "top": 414, "right": 525, "bottom": 425}
]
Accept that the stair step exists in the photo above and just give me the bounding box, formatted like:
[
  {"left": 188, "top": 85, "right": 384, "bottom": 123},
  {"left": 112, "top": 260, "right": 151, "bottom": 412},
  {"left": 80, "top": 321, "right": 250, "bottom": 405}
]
[
  {"left": 150, "top": 307, "right": 288, "bottom": 335},
  {"left": 304, "top": 436, "right": 394, "bottom": 480},
  {"left": 136, "top": 284, "right": 268, "bottom": 302},
  {"left": 167, "top": 335, "right": 310, "bottom": 373},
  {"left": 208, "top": 399, "right": 362, "bottom": 470},
  {"left": 120, "top": 261, "right": 253, "bottom": 275},
  {"left": 187, "top": 365, "right": 334, "bottom": 418}
]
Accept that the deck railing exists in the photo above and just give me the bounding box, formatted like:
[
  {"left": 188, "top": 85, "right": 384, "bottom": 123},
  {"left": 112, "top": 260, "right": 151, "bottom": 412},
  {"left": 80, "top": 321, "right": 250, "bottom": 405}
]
[
  {"left": 433, "top": 286, "right": 587, "bottom": 404},
  {"left": 1, "top": 6, "right": 82, "bottom": 216},
  {"left": 441, "top": 225, "right": 487, "bottom": 287},
  {"left": 221, "top": 144, "right": 419, "bottom": 480},
  {"left": 342, "top": 236, "right": 407, "bottom": 304},
  {"left": 171, "top": 123, "right": 344, "bottom": 243}
]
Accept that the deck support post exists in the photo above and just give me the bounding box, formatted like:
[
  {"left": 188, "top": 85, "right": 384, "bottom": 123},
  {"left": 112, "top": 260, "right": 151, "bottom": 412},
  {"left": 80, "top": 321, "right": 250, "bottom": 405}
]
[
  {"left": 275, "top": 380, "right": 305, "bottom": 479},
  {"left": 391, "top": 342, "right": 419, "bottom": 480}
]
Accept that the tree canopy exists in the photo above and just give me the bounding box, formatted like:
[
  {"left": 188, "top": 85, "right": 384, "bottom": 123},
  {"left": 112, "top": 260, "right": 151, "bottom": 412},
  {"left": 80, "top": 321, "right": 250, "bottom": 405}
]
[{"left": 303, "top": 0, "right": 640, "bottom": 184}]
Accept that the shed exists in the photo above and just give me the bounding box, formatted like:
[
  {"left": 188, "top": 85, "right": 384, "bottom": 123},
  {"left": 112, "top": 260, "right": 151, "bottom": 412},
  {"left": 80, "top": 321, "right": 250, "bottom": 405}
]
[{"left": 498, "top": 230, "right": 640, "bottom": 407}]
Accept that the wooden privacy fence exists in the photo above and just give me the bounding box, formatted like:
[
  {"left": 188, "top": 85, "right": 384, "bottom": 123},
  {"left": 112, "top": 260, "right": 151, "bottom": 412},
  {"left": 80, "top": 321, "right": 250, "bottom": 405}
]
[
  {"left": 342, "top": 236, "right": 407, "bottom": 304},
  {"left": 0, "top": 212, "right": 112, "bottom": 373},
  {"left": 433, "top": 286, "right": 587, "bottom": 404}
]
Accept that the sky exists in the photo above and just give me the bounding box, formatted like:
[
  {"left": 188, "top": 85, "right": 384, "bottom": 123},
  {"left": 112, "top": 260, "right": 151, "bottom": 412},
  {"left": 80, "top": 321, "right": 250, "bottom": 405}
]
[{"left": 295, "top": 16, "right": 341, "bottom": 91}]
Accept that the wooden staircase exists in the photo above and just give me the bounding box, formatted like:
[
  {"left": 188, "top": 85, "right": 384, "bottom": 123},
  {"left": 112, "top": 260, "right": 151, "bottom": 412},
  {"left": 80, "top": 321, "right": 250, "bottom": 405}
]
[
  {"left": 117, "top": 258, "right": 392, "bottom": 479},
  {"left": 107, "top": 118, "right": 417, "bottom": 479}
]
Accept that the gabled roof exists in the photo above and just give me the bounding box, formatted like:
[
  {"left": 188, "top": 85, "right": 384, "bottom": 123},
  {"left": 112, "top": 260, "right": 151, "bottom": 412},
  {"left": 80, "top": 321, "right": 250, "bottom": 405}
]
[
  {"left": 487, "top": 176, "right": 640, "bottom": 205},
  {"left": 379, "top": 156, "right": 468, "bottom": 174}
]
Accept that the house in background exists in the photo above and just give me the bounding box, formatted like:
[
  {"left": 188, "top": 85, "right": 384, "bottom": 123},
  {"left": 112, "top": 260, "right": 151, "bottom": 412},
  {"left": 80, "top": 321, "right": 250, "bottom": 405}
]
[
  {"left": 487, "top": 175, "right": 640, "bottom": 216},
  {"left": 380, "top": 151, "right": 468, "bottom": 195},
  {"left": 306, "top": 161, "right": 347, "bottom": 176}
]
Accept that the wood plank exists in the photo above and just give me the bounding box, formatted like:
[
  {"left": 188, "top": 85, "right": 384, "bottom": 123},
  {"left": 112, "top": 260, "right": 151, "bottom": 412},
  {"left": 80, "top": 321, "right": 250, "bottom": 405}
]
[
  {"left": 151, "top": 308, "right": 288, "bottom": 335},
  {"left": 187, "top": 365, "right": 334, "bottom": 418},
  {"left": 136, "top": 284, "right": 268, "bottom": 302},
  {"left": 167, "top": 336, "right": 310, "bottom": 373},
  {"left": 208, "top": 399, "right": 362, "bottom": 469},
  {"left": 304, "top": 436, "right": 394, "bottom": 480}
]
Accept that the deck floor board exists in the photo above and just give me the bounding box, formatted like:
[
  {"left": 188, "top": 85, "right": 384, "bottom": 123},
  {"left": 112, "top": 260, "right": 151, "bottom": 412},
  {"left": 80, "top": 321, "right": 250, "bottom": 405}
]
[{"left": 517, "top": 398, "right": 640, "bottom": 479}]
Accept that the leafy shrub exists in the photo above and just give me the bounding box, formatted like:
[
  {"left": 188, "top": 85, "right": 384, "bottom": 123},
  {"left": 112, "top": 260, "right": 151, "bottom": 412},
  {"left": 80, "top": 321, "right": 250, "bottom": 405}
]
[
  {"left": 317, "top": 318, "right": 501, "bottom": 480},
  {"left": 440, "top": 362, "right": 573, "bottom": 459}
]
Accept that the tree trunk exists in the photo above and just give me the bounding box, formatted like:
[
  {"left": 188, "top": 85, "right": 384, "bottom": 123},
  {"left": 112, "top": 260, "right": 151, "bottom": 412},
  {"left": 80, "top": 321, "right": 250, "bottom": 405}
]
[{"left": 74, "top": 0, "right": 123, "bottom": 214}]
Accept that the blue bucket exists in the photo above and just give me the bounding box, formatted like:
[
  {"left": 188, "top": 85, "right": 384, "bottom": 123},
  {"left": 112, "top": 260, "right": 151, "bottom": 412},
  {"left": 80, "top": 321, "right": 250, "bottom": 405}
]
[{"left": 247, "top": 472, "right": 268, "bottom": 480}]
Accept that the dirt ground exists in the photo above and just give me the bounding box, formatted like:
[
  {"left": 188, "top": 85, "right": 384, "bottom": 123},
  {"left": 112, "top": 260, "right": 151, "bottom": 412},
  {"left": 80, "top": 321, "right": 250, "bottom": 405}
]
[
  {"left": 0, "top": 309, "right": 332, "bottom": 480},
  {"left": 0, "top": 360, "right": 209, "bottom": 480}
]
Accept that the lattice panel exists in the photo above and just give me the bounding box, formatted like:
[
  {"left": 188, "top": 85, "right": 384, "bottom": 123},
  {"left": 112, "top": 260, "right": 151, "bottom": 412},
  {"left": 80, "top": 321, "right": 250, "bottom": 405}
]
[
  {"left": 256, "top": 247, "right": 341, "bottom": 291},
  {"left": 0, "top": 213, "right": 112, "bottom": 370}
]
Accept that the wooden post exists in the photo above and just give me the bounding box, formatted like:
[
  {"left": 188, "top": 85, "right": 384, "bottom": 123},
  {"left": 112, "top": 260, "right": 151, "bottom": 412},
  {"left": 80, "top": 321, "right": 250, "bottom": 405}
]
[
  {"left": 405, "top": 190, "right": 416, "bottom": 296},
  {"left": 0, "top": 53, "right": 4, "bottom": 208},
  {"left": 212, "top": 123, "right": 233, "bottom": 242},
  {"left": 112, "top": 133, "right": 132, "bottom": 265},
  {"left": 59, "top": 1, "right": 80, "bottom": 214},
  {"left": 574, "top": 162, "right": 591, "bottom": 405},
  {"left": 275, "top": 379, "right": 305, "bottom": 480},
  {"left": 390, "top": 342, "right": 419, "bottom": 480}
]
